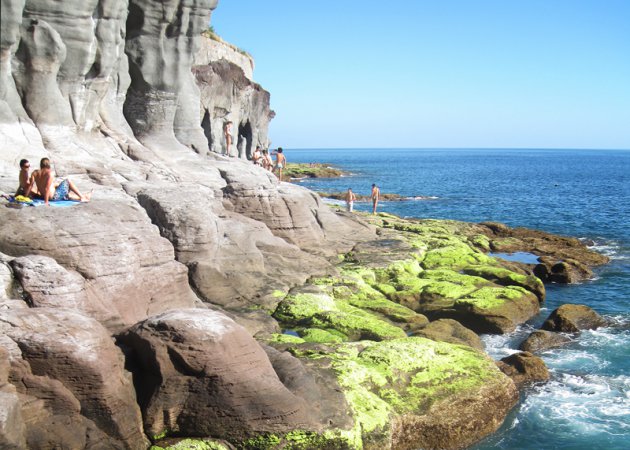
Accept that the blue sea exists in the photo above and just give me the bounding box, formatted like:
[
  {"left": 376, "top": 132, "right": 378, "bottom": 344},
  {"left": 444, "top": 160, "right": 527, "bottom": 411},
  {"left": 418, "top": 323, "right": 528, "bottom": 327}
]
[{"left": 288, "top": 148, "right": 630, "bottom": 450}]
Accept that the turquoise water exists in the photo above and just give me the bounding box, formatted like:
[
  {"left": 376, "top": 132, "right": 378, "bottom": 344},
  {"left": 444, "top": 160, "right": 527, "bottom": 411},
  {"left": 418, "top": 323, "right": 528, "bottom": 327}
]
[{"left": 288, "top": 148, "right": 630, "bottom": 450}]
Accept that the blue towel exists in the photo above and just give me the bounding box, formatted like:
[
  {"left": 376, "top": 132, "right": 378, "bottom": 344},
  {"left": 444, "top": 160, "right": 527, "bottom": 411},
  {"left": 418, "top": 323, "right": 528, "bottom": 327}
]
[
  {"left": 31, "top": 199, "right": 81, "bottom": 207},
  {"left": 6, "top": 196, "right": 80, "bottom": 207}
]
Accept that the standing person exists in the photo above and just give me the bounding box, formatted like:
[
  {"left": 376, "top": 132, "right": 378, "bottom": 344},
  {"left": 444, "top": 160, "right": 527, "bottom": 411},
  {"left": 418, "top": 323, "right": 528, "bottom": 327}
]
[
  {"left": 272, "top": 147, "right": 286, "bottom": 181},
  {"left": 16, "top": 159, "right": 37, "bottom": 196},
  {"left": 345, "top": 188, "right": 356, "bottom": 212},
  {"left": 223, "top": 121, "right": 233, "bottom": 156},
  {"left": 371, "top": 183, "right": 380, "bottom": 214},
  {"left": 25, "top": 158, "right": 92, "bottom": 205}
]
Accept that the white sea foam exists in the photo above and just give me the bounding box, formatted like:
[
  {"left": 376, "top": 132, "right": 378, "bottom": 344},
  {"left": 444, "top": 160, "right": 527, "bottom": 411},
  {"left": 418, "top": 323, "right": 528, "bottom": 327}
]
[
  {"left": 584, "top": 237, "right": 627, "bottom": 260},
  {"left": 521, "top": 372, "right": 630, "bottom": 436}
]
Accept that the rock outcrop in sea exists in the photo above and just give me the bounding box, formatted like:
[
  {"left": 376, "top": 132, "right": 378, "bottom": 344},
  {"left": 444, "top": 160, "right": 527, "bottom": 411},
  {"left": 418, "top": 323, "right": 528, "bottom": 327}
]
[{"left": 0, "top": 1, "right": 610, "bottom": 449}]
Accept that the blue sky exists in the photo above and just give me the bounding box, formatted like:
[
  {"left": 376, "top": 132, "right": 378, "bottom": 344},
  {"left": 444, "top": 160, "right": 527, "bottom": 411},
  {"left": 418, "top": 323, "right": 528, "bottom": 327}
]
[{"left": 211, "top": 0, "right": 630, "bottom": 149}]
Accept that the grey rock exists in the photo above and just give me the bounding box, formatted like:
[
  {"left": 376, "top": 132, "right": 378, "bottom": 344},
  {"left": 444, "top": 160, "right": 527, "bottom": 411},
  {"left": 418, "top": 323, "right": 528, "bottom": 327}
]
[
  {"left": 194, "top": 59, "right": 273, "bottom": 157},
  {"left": 0, "top": 198, "right": 198, "bottom": 331}
]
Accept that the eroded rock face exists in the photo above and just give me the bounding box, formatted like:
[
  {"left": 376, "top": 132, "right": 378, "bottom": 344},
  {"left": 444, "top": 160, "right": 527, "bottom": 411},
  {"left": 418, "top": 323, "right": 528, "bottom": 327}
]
[
  {"left": 0, "top": 308, "right": 148, "bottom": 449},
  {"left": 119, "top": 309, "right": 317, "bottom": 441},
  {"left": 0, "top": 198, "right": 198, "bottom": 331}
]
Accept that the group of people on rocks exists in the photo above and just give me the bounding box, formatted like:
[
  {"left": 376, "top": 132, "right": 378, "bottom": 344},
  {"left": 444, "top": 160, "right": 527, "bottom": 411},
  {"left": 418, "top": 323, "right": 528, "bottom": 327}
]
[
  {"left": 251, "top": 146, "right": 286, "bottom": 181},
  {"left": 13, "top": 158, "right": 91, "bottom": 205},
  {"left": 223, "top": 121, "right": 287, "bottom": 181}
]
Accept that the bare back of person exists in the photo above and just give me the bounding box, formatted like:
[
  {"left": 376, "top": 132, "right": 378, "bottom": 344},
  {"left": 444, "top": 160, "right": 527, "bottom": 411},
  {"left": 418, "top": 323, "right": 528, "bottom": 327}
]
[{"left": 26, "top": 158, "right": 92, "bottom": 205}]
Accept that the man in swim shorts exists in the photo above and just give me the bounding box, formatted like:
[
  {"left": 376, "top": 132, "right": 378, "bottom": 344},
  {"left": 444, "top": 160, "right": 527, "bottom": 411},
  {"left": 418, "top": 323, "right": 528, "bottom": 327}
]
[
  {"left": 272, "top": 148, "right": 286, "bottom": 181},
  {"left": 345, "top": 188, "right": 356, "bottom": 212},
  {"left": 25, "top": 158, "right": 92, "bottom": 205}
]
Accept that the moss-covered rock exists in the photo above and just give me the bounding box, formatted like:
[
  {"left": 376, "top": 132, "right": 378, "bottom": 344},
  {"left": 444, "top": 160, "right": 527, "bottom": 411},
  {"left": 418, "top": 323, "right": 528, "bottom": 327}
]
[
  {"left": 463, "top": 265, "right": 545, "bottom": 301},
  {"left": 151, "top": 438, "right": 231, "bottom": 450},
  {"left": 285, "top": 337, "right": 517, "bottom": 450},
  {"left": 273, "top": 291, "right": 407, "bottom": 342}
]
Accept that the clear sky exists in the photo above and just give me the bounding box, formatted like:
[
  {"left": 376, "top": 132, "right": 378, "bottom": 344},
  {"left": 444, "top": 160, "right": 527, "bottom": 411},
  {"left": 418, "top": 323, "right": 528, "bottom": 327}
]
[{"left": 211, "top": 0, "right": 630, "bottom": 149}]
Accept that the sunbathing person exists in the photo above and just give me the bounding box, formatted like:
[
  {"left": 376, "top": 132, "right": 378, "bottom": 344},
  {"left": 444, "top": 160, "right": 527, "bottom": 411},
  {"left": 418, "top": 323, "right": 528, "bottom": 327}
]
[
  {"left": 15, "top": 159, "right": 38, "bottom": 196},
  {"left": 25, "top": 158, "right": 92, "bottom": 205}
]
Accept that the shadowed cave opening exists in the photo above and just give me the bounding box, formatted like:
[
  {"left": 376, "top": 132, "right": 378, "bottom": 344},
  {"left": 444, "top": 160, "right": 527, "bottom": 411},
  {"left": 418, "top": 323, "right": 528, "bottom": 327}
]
[
  {"left": 201, "top": 109, "right": 212, "bottom": 152},
  {"left": 237, "top": 121, "right": 253, "bottom": 159}
]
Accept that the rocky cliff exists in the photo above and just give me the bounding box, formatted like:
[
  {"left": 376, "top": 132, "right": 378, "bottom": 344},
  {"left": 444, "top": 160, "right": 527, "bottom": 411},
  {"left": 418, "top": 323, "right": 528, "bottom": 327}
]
[{"left": 0, "top": 1, "right": 608, "bottom": 449}]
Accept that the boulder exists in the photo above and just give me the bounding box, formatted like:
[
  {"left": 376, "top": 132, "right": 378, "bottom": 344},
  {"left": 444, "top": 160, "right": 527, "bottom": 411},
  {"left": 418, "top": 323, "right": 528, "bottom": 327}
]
[
  {"left": 498, "top": 352, "right": 550, "bottom": 388},
  {"left": 541, "top": 304, "right": 606, "bottom": 332},
  {"left": 0, "top": 308, "right": 148, "bottom": 449},
  {"left": 518, "top": 329, "right": 572, "bottom": 353},
  {"left": 278, "top": 338, "right": 519, "bottom": 450},
  {"left": 118, "top": 309, "right": 316, "bottom": 441},
  {"left": 412, "top": 318, "right": 484, "bottom": 350}
]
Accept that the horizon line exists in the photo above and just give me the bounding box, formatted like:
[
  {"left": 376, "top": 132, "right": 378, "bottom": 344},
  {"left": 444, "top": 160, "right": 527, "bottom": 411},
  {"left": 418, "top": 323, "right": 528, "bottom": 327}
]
[{"left": 284, "top": 146, "right": 630, "bottom": 151}]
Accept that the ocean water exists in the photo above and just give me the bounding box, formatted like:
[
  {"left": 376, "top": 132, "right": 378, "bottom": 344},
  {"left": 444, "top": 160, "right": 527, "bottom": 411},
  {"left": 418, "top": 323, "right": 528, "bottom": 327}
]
[{"left": 287, "top": 148, "right": 630, "bottom": 450}]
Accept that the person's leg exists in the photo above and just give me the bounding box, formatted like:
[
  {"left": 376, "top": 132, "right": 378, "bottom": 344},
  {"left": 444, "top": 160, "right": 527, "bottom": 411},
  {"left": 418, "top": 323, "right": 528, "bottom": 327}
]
[{"left": 67, "top": 179, "right": 92, "bottom": 202}]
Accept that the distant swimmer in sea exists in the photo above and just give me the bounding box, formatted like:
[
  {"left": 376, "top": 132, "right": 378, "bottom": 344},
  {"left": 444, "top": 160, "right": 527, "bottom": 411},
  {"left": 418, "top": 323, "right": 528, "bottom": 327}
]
[
  {"left": 371, "top": 183, "right": 380, "bottom": 214},
  {"left": 16, "top": 159, "right": 38, "bottom": 197},
  {"left": 25, "top": 158, "right": 92, "bottom": 206},
  {"left": 345, "top": 188, "right": 356, "bottom": 212},
  {"left": 223, "top": 121, "right": 233, "bottom": 156},
  {"left": 272, "top": 147, "right": 286, "bottom": 181}
]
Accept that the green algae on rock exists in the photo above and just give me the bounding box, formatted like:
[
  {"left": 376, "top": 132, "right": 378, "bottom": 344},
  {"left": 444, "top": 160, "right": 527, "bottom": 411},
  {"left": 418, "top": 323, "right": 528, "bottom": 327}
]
[
  {"left": 150, "top": 438, "right": 231, "bottom": 450},
  {"left": 275, "top": 337, "right": 518, "bottom": 450}
]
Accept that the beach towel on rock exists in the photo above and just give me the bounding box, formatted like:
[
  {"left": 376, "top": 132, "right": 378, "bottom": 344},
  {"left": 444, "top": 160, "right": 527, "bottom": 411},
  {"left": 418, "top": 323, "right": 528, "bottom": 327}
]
[{"left": 5, "top": 196, "right": 80, "bottom": 207}]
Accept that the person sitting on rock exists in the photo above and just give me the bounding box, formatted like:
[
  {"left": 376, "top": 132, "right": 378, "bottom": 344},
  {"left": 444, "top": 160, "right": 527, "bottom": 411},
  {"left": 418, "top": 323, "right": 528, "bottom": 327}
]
[
  {"left": 25, "top": 158, "right": 92, "bottom": 206},
  {"left": 262, "top": 149, "right": 273, "bottom": 171},
  {"left": 16, "top": 159, "right": 38, "bottom": 197},
  {"left": 252, "top": 146, "right": 263, "bottom": 166}
]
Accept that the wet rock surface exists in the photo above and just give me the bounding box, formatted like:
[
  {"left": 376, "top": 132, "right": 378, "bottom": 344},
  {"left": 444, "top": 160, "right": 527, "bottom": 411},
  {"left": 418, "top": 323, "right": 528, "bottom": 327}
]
[
  {"left": 498, "top": 351, "right": 550, "bottom": 388},
  {"left": 519, "top": 329, "right": 573, "bottom": 353}
]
